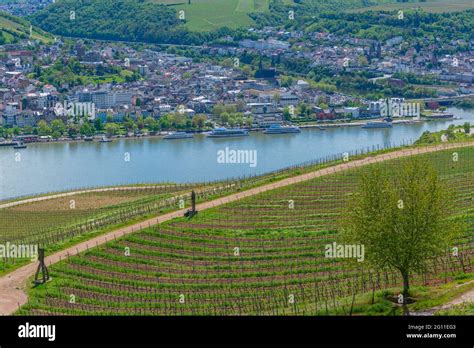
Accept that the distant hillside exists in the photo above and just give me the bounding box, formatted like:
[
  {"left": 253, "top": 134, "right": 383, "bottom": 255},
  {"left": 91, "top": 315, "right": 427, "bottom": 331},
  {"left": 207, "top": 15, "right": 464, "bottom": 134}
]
[
  {"left": 28, "top": 0, "right": 472, "bottom": 45},
  {"left": 151, "top": 0, "right": 271, "bottom": 31},
  {"left": 27, "top": 0, "right": 407, "bottom": 44},
  {"left": 350, "top": 0, "right": 474, "bottom": 13},
  {"left": 0, "top": 11, "right": 52, "bottom": 44}
]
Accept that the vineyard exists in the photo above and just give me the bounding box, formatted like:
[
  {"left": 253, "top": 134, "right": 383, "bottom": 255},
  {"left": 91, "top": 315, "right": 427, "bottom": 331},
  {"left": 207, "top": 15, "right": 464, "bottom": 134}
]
[
  {"left": 0, "top": 185, "right": 198, "bottom": 247},
  {"left": 18, "top": 145, "right": 474, "bottom": 315},
  {"left": 0, "top": 143, "right": 395, "bottom": 253}
]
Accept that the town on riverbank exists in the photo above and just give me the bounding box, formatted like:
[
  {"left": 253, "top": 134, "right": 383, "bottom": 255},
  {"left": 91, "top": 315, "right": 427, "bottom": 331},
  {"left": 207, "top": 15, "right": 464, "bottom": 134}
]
[{"left": 1, "top": 7, "right": 474, "bottom": 147}]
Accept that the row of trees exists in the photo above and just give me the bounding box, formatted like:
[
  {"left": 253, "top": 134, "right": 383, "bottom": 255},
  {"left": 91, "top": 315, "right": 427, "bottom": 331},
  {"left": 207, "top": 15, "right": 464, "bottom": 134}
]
[
  {"left": 211, "top": 103, "right": 252, "bottom": 127},
  {"left": 0, "top": 113, "right": 217, "bottom": 139}
]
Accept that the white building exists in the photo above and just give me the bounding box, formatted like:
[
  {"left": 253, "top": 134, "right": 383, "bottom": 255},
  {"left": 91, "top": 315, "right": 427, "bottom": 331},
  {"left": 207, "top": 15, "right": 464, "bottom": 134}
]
[{"left": 76, "top": 90, "right": 134, "bottom": 109}]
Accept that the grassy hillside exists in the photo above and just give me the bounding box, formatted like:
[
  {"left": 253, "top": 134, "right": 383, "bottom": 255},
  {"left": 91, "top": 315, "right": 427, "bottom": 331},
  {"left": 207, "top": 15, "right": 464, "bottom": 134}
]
[
  {"left": 0, "top": 11, "right": 52, "bottom": 43},
  {"left": 18, "top": 145, "right": 474, "bottom": 315},
  {"left": 151, "top": 0, "right": 271, "bottom": 31}
]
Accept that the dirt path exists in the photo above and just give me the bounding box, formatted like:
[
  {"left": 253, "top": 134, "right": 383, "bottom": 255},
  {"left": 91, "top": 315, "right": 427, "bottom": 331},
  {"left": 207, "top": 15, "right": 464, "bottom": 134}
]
[
  {"left": 0, "top": 142, "right": 472, "bottom": 315},
  {"left": 411, "top": 281, "right": 474, "bottom": 316}
]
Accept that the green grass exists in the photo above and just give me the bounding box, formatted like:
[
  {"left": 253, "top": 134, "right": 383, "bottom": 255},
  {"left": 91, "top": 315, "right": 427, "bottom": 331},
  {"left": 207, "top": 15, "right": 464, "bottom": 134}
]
[
  {"left": 349, "top": 0, "right": 474, "bottom": 13},
  {"left": 18, "top": 145, "right": 474, "bottom": 316},
  {"left": 0, "top": 12, "right": 52, "bottom": 43},
  {"left": 415, "top": 125, "right": 473, "bottom": 145},
  {"left": 406, "top": 276, "right": 474, "bottom": 313},
  {"left": 150, "top": 0, "right": 270, "bottom": 31},
  {"left": 437, "top": 302, "right": 474, "bottom": 315}
]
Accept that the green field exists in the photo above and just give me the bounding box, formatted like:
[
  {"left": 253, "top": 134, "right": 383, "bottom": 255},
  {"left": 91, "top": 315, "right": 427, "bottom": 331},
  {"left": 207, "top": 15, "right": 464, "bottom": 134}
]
[
  {"left": 151, "top": 0, "right": 270, "bottom": 31},
  {"left": 350, "top": 0, "right": 474, "bottom": 13},
  {"left": 19, "top": 146, "right": 474, "bottom": 315},
  {"left": 0, "top": 12, "right": 52, "bottom": 43}
]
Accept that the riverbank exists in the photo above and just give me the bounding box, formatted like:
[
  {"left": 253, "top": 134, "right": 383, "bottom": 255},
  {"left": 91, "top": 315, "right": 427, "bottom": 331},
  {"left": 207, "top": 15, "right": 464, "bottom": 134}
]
[
  {"left": 0, "top": 112, "right": 466, "bottom": 147},
  {"left": 299, "top": 118, "right": 424, "bottom": 129},
  {"left": 0, "top": 119, "right": 435, "bottom": 147},
  {"left": 1, "top": 107, "right": 472, "bottom": 200}
]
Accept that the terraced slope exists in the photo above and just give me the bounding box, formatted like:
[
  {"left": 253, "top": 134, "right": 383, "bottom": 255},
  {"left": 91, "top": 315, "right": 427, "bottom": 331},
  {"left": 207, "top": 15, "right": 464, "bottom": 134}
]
[
  {"left": 19, "top": 145, "right": 474, "bottom": 315},
  {"left": 0, "top": 185, "right": 199, "bottom": 248}
]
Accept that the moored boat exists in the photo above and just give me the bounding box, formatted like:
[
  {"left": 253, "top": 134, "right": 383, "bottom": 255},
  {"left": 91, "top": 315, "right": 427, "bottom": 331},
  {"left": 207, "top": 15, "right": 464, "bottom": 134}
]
[
  {"left": 424, "top": 113, "right": 454, "bottom": 120},
  {"left": 13, "top": 142, "right": 27, "bottom": 149},
  {"left": 0, "top": 141, "right": 16, "bottom": 147},
  {"left": 99, "top": 136, "right": 113, "bottom": 143},
  {"left": 362, "top": 121, "right": 393, "bottom": 129},
  {"left": 207, "top": 127, "right": 249, "bottom": 138},
  {"left": 163, "top": 132, "right": 194, "bottom": 140},
  {"left": 264, "top": 124, "right": 301, "bottom": 134}
]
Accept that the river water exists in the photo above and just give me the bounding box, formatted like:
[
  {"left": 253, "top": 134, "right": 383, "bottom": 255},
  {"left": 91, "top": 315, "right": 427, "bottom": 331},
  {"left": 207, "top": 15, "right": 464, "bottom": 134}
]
[{"left": 0, "top": 107, "right": 472, "bottom": 200}]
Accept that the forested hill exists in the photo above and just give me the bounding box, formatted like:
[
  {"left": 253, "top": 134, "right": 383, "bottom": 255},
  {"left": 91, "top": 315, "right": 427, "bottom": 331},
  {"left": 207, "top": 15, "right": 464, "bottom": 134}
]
[
  {"left": 27, "top": 0, "right": 394, "bottom": 45},
  {"left": 27, "top": 0, "right": 474, "bottom": 46}
]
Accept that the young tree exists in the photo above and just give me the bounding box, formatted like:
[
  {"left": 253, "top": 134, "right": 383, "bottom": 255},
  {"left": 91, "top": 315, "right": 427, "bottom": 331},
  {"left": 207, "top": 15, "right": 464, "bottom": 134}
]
[
  {"left": 273, "top": 93, "right": 281, "bottom": 105},
  {"left": 51, "top": 119, "right": 66, "bottom": 136},
  {"left": 144, "top": 116, "right": 159, "bottom": 132},
  {"left": 136, "top": 115, "right": 145, "bottom": 130},
  {"left": 94, "top": 118, "right": 104, "bottom": 131},
  {"left": 124, "top": 117, "right": 137, "bottom": 132},
  {"left": 104, "top": 123, "right": 120, "bottom": 137},
  {"left": 342, "top": 158, "right": 462, "bottom": 304},
  {"left": 192, "top": 114, "right": 207, "bottom": 129},
  {"left": 23, "top": 125, "right": 34, "bottom": 135},
  {"left": 241, "top": 65, "right": 252, "bottom": 77},
  {"left": 80, "top": 122, "right": 95, "bottom": 137},
  {"left": 283, "top": 106, "right": 292, "bottom": 121},
  {"left": 68, "top": 123, "right": 80, "bottom": 138},
  {"left": 37, "top": 120, "right": 52, "bottom": 136},
  {"left": 463, "top": 122, "right": 471, "bottom": 135}
]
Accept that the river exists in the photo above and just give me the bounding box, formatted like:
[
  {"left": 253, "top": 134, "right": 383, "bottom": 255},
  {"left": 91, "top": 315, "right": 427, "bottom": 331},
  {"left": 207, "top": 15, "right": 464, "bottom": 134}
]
[{"left": 0, "top": 107, "right": 472, "bottom": 200}]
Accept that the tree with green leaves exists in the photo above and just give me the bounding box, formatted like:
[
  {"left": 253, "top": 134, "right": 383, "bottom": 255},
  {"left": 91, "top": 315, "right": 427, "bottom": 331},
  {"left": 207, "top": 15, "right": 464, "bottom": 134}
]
[
  {"left": 37, "top": 120, "right": 52, "bottom": 136},
  {"left": 192, "top": 114, "right": 207, "bottom": 129},
  {"left": 51, "top": 119, "right": 66, "bottom": 136},
  {"left": 80, "top": 122, "right": 95, "bottom": 137},
  {"left": 94, "top": 118, "right": 104, "bottom": 132},
  {"left": 104, "top": 123, "right": 120, "bottom": 137},
  {"left": 282, "top": 106, "right": 292, "bottom": 121},
  {"left": 342, "top": 157, "right": 462, "bottom": 304},
  {"left": 144, "top": 116, "right": 159, "bottom": 132},
  {"left": 463, "top": 122, "right": 471, "bottom": 135}
]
